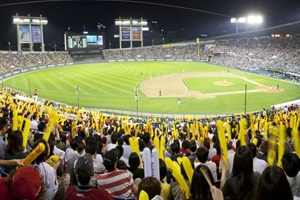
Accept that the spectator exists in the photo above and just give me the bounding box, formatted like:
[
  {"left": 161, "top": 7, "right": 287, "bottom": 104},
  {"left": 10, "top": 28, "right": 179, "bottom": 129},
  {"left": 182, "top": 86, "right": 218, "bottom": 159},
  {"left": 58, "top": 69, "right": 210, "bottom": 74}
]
[
  {"left": 128, "top": 152, "right": 144, "bottom": 180},
  {"left": 189, "top": 165, "right": 215, "bottom": 200},
  {"left": 33, "top": 138, "right": 60, "bottom": 198},
  {"left": 66, "top": 153, "right": 113, "bottom": 200},
  {"left": 282, "top": 152, "right": 300, "bottom": 197},
  {"left": 3, "top": 130, "right": 27, "bottom": 175},
  {"left": 138, "top": 177, "right": 162, "bottom": 200},
  {"left": 247, "top": 142, "right": 267, "bottom": 175},
  {"left": 220, "top": 146, "right": 260, "bottom": 200},
  {"left": 0, "top": 117, "right": 8, "bottom": 160},
  {"left": 97, "top": 150, "right": 138, "bottom": 198},
  {"left": 194, "top": 147, "right": 218, "bottom": 183},
  {"left": 256, "top": 165, "right": 293, "bottom": 200}
]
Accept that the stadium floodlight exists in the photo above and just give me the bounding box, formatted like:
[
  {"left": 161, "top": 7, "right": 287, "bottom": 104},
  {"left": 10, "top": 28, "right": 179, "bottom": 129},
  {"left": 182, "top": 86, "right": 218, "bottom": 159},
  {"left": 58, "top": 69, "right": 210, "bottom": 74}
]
[
  {"left": 115, "top": 17, "right": 148, "bottom": 49},
  {"left": 13, "top": 18, "right": 21, "bottom": 23},
  {"left": 237, "top": 17, "right": 246, "bottom": 23},
  {"left": 247, "top": 15, "right": 263, "bottom": 24},
  {"left": 13, "top": 13, "right": 48, "bottom": 51},
  {"left": 231, "top": 15, "right": 263, "bottom": 33},
  {"left": 230, "top": 18, "right": 236, "bottom": 23}
]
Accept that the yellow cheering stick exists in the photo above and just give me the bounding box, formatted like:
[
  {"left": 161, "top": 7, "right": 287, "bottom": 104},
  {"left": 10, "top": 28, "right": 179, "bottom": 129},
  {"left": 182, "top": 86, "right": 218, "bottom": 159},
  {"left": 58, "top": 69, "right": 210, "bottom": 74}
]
[
  {"left": 22, "top": 118, "right": 30, "bottom": 149},
  {"left": 277, "top": 122, "right": 286, "bottom": 168},
  {"left": 267, "top": 139, "right": 277, "bottom": 166},
  {"left": 182, "top": 156, "right": 194, "bottom": 183},
  {"left": 159, "top": 135, "right": 166, "bottom": 160},
  {"left": 12, "top": 109, "right": 18, "bottom": 131},
  {"left": 22, "top": 143, "right": 45, "bottom": 166},
  {"left": 216, "top": 120, "right": 228, "bottom": 164},
  {"left": 292, "top": 115, "right": 300, "bottom": 158},
  {"left": 239, "top": 118, "right": 247, "bottom": 146},
  {"left": 153, "top": 136, "right": 159, "bottom": 151},
  {"left": 226, "top": 122, "right": 232, "bottom": 140},
  {"left": 165, "top": 157, "right": 190, "bottom": 199},
  {"left": 139, "top": 190, "right": 149, "bottom": 200},
  {"left": 129, "top": 137, "right": 139, "bottom": 154},
  {"left": 43, "top": 119, "right": 55, "bottom": 142}
]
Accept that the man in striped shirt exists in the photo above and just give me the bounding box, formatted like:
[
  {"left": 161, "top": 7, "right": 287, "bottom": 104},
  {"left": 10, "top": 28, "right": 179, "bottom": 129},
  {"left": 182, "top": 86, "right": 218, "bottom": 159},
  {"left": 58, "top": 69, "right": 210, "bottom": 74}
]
[{"left": 97, "top": 150, "right": 138, "bottom": 198}]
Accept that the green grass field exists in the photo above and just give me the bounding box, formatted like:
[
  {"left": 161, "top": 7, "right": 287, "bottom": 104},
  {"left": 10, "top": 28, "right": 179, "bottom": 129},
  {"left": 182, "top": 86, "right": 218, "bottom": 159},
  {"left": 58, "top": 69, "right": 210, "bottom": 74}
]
[
  {"left": 3, "top": 62, "right": 300, "bottom": 115},
  {"left": 183, "top": 77, "right": 257, "bottom": 93}
]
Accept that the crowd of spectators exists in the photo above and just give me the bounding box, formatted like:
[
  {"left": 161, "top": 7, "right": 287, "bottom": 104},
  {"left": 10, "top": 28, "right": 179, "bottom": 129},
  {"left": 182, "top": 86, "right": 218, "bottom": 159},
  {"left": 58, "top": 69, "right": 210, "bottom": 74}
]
[
  {"left": 0, "top": 51, "right": 73, "bottom": 74},
  {"left": 212, "top": 36, "right": 300, "bottom": 76},
  {"left": 0, "top": 88, "right": 299, "bottom": 200},
  {"left": 1, "top": 35, "right": 299, "bottom": 81},
  {"left": 103, "top": 44, "right": 207, "bottom": 60}
]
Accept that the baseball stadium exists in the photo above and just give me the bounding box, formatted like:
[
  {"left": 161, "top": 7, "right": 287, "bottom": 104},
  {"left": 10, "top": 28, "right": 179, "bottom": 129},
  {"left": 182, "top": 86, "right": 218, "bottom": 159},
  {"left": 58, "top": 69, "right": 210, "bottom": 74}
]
[{"left": 0, "top": 2, "right": 300, "bottom": 200}]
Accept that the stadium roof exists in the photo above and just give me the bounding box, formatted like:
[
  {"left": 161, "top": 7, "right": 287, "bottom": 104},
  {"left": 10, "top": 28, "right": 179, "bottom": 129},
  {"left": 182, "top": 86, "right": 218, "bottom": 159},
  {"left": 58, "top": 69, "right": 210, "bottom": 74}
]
[{"left": 208, "top": 20, "right": 300, "bottom": 40}]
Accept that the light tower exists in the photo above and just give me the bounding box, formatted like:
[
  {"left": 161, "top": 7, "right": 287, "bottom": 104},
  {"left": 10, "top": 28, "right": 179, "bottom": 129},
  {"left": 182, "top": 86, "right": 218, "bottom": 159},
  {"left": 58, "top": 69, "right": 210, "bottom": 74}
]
[{"left": 13, "top": 13, "right": 48, "bottom": 51}]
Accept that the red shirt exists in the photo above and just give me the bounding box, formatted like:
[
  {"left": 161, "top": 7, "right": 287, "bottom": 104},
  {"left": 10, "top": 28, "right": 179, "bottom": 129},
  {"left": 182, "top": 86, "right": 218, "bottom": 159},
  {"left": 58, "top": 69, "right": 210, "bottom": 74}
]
[{"left": 66, "top": 185, "right": 113, "bottom": 200}]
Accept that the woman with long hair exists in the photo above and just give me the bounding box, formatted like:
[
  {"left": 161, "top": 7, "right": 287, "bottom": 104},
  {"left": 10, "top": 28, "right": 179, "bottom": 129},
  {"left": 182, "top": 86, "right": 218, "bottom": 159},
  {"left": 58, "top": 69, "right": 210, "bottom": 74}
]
[
  {"left": 256, "top": 165, "right": 293, "bottom": 200},
  {"left": 3, "top": 130, "right": 27, "bottom": 175},
  {"left": 220, "top": 146, "right": 260, "bottom": 200},
  {"left": 189, "top": 164, "right": 215, "bottom": 200}
]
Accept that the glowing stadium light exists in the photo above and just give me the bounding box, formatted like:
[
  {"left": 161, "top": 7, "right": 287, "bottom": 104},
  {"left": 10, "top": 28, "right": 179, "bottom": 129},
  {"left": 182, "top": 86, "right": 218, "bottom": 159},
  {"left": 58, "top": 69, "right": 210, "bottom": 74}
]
[
  {"left": 237, "top": 17, "right": 246, "bottom": 23},
  {"left": 23, "top": 18, "right": 30, "bottom": 23},
  {"left": 13, "top": 18, "right": 21, "bottom": 23},
  {"left": 141, "top": 21, "right": 147, "bottom": 25},
  {"left": 32, "top": 19, "right": 41, "bottom": 23},
  {"left": 41, "top": 19, "right": 48, "bottom": 25},
  {"left": 142, "top": 27, "right": 149, "bottom": 31},
  {"left": 122, "top": 20, "right": 131, "bottom": 25},
  {"left": 247, "top": 15, "right": 263, "bottom": 24},
  {"left": 230, "top": 18, "right": 236, "bottom": 23},
  {"left": 115, "top": 20, "right": 121, "bottom": 25}
]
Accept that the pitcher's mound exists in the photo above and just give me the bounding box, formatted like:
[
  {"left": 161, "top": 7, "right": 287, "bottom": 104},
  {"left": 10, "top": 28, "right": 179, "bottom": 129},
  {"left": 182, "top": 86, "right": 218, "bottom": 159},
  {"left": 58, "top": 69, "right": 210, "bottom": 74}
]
[{"left": 214, "top": 81, "right": 234, "bottom": 86}]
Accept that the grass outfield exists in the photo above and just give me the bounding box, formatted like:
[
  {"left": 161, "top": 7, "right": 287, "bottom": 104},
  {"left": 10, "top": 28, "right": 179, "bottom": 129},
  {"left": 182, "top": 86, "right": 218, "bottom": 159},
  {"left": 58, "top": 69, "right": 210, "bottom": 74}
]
[{"left": 3, "top": 62, "right": 300, "bottom": 115}]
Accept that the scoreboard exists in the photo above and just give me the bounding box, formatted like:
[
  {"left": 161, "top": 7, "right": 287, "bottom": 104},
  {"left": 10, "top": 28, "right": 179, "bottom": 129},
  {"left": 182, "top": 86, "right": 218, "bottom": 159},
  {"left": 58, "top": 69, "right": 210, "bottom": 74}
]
[{"left": 65, "top": 32, "right": 105, "bottom": 54}]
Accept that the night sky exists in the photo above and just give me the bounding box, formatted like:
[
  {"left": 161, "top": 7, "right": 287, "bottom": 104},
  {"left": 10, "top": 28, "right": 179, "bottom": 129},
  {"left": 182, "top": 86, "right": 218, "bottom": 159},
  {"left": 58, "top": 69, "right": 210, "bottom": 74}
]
[{"left": 0, "top": 0, "right": 300, "bottom": 50}]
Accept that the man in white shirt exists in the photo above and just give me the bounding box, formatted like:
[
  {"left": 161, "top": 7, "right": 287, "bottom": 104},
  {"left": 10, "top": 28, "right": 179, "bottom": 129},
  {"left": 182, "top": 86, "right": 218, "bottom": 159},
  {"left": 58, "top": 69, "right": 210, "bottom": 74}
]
[
  {"left": 194, "top": 146, "right": 218, "bottom": 183},
  {"left": 106, "top": 132, "right": 118, "bottom": 152},
  {"left": 282, "top": 152, "right": 300, "bottom": 197},
  {"left": 248, "top": 142, "right": 266, "bottom": 175},
  {"left": 226, "top": 141, "right": 236, "bottom": 179}
]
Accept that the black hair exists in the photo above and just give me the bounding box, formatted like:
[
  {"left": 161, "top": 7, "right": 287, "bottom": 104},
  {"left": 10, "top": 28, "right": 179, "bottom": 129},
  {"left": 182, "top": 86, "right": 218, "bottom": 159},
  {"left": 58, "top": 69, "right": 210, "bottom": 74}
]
[
  {"left": 247, "top": 142, "right": 257, "bottom": 159},
  {"left": 189, "top": 140, "right": 197, "bottom": 152},
  {"left": 37, "top": 122, "right": 46, "bottom": 132},
  {"left": 256, "top": 165, "right": 293, "bottom": 200},
  {"left": 111, "top": 133, "right": 119, "bottom": 144},
  {"left": 85, "top": 137, "right": 99, "bottom": 155},
  {"left": 282, "top": 152, "right": 300, "bottom": 177},
  {"left": 159, "top": 158, "right": 167, "bottom": 182},
  {"left": 190, "top": 165, "right": 214, "bottom": 200},
  {"left": 182, "top": 140, "right": 190, "bottom": 149},
  {"left": 196, "top": 147, "right": 209, "bottom": 163},
  {"left": 33, "top": 138, "right": 49, "bottom": 164},
  {"left": 170, "top": 142, "right": 180, "bottom": 154},
  {"left": 129, "top": 152, "right": 140, "bottom": 170}
]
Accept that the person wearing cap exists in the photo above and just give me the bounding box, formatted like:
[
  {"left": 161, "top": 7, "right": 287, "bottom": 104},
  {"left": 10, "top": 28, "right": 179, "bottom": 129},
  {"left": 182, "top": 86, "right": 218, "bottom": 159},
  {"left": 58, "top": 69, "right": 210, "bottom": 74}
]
[
  {"left": 97, "top": 149, "right": 138, "bottom": 198},
  {"left": 0, "top": 166, "right": 46, "bottom": 200},
  {"left": 66, "top": 153, "right": 113, "bottom": 200}
]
